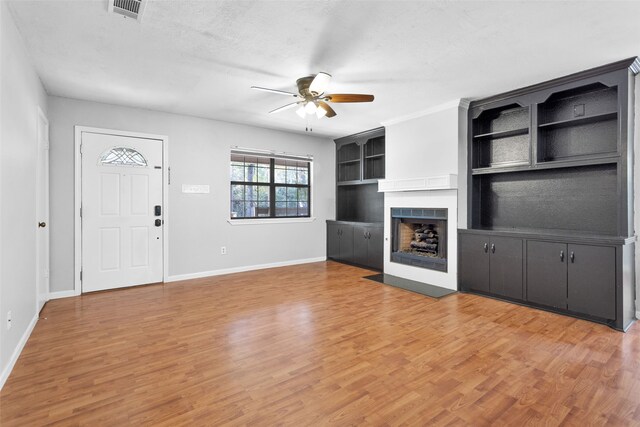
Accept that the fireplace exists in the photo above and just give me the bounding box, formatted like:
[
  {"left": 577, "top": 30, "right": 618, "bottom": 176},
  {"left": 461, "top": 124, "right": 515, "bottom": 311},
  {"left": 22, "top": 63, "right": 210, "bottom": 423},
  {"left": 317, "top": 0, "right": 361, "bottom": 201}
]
[{"left": 391, "top": 208, "right": 447, "bottom": 272}]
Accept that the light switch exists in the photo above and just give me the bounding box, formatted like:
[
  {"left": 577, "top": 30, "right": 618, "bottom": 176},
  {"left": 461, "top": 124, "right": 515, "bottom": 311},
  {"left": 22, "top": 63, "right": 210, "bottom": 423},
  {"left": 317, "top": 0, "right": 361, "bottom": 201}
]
[{"left": 182, "top": 184, "right": 210, "bottom": 194}]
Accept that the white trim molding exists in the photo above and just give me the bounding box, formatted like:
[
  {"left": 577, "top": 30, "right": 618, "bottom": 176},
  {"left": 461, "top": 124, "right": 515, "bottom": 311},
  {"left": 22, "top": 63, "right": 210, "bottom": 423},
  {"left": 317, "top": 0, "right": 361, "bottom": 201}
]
[
  {"left": 381, "top": 99, "right": 468, "bottom": 126},
  {"left": 74, "top": 126, "right": 170, "bottom": 296},
  {"left": 227, "top": 217, "right": 316, "bottom": 225},
  {"left": 166, "top": 256, "right": 326, "bottom": 282},
  {"left": 0, "top": 314, "right": 38, "bottom": 390},
  {"left": 378, "top": 175, "right": 458, "bottom": 192},
  {"left": 48, "top": 290, "right": 79, "bottom": 300}
]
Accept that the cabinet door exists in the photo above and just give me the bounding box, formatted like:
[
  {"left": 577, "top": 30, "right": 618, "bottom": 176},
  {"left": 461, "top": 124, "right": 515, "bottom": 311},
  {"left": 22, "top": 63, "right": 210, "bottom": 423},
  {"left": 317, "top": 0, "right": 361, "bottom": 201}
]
[
  {"left": 458, "top": 234, "right": 490, "bottom": 293},
  {"left": 567, "top": 244, "right": 616, "bottom": 320},
  {"left": 327, "top": 223, "right": 340, "bottom": 260},
  {"left": 367, "top": 226, "right": 384, "bottom": 271},
  {"left": 489, "top": 237, "right": 523, "bottom": 300},
  {"left": 352, "top": 225, "right": 369, "bottom": 267},
  {"left": 526, "top": 241, "right": 567, "bottom": 309},
  {"left": 339, "top": 224, "right": 354, "bottom": 263}
]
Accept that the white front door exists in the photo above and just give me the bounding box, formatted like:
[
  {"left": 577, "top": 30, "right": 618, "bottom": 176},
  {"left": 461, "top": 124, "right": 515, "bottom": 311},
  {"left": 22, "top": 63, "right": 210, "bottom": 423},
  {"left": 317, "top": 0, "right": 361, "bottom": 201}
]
[
  {"left": 81, "top": 132, "right": 164, "bottom": 292},
  {"left": 36, "top": 109, "right": 49, "bottom": 311}
]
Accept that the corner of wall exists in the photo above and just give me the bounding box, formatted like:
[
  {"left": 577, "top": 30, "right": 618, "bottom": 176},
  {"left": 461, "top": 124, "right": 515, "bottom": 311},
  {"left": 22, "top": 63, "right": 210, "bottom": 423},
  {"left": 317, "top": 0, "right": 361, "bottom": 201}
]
[{"left": 457, "top": 99, "right": 470, "bottom": 230}]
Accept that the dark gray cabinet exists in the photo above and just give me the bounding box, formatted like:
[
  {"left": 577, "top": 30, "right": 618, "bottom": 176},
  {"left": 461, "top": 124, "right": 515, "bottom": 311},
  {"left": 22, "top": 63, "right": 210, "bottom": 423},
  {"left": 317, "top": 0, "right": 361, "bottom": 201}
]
[
  {"left": 353, "top": 224, "right": 383, "bottom": 271},
  {"left": 526, "top": 241, "right": 567, "bottom": 309},
  {"left": 526, "top": 241, "right": 616, "bottom": 320},
  {"left": 567, "top": 244, "right": 615, "bottom": 320},
  {"left": 490, "top": 236, "right": 523, "bottom": 299},
  {"left": 329, "top": 127, "right": 385, "bottom": 272},
  {"left": 458, "top": 234, "right": 522, "bottom": 299},
  {"left": 459, "top": 59, "right": 638, "bottom": 331},
  {"left": 327, "top": 222, "right": 353, "bottom": 264},
  {"left": 458, "top": 234, "right": 490, "bottom": 293},
  {"left": 327, "top": 221, "right": 382, "bottom": 271}
]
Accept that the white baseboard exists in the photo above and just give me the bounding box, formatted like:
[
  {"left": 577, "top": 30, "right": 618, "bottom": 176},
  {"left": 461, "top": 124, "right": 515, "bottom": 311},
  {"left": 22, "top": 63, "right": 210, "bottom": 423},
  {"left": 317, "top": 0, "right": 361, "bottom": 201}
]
[
  {"left": 166, "top": 256, "right": 327, "bottom": 283},
  {"left": 48, "top": 290, "right": 79, "bottom": 300},
  {"left": 0, "top": 313, "right": 38, "bottom": 390},
  {"left": 636, "top": 311, "right": 639, "bottom": 320}
]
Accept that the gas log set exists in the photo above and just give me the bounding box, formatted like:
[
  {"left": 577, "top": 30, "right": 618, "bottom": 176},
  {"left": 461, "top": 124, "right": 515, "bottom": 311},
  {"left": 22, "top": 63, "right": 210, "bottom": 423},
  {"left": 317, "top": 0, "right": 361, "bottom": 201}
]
[{"left": 402, "top": 224, "right": 439, "bottom": 258}]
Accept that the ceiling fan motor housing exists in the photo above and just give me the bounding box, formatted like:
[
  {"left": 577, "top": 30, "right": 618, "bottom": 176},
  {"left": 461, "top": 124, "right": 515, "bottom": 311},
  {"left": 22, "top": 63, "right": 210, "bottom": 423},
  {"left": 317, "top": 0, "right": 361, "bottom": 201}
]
[{"left": 296, "top": 75, "right": 318, "bottom": 98}]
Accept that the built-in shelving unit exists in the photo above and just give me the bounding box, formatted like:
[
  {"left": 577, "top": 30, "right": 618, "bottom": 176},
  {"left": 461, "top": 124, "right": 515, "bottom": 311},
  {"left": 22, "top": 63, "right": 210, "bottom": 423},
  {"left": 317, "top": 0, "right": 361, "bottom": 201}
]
[
  {"left": 459, "top": 57, "right": 640, "bottom": 331},
  {"left": 329, "top": 127, "right": 385, "bottom": 271}
]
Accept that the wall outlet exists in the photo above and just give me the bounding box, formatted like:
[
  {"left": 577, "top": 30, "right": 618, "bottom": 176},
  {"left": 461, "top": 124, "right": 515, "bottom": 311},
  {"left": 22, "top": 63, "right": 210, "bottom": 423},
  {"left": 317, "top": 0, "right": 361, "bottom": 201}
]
[
  {"left": 221, "top": 246, "right": 227, "bottom": 255},
  {"left": 6, "top": 310, "right": 12, "bottom": 330}
]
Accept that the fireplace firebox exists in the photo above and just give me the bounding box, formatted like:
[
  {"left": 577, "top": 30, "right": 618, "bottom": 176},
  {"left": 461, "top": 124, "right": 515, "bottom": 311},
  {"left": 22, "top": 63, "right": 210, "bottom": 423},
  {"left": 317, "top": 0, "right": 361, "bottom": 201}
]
[{"left": 391, "top": 208, "right": 447, "bottom": 272}]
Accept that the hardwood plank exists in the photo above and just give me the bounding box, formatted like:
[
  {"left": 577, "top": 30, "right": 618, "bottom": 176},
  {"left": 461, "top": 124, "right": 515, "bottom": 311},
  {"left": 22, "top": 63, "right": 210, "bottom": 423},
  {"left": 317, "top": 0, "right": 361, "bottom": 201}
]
[{"left": 1, "top": 261, "right": 640, "bottom": 425}]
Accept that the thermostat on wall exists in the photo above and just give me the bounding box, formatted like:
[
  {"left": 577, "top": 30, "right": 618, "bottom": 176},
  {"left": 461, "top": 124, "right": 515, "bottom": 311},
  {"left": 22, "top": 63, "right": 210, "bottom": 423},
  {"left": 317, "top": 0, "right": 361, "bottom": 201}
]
[{"left": 182, "top": 184, "right": 210, "bottom": 194}]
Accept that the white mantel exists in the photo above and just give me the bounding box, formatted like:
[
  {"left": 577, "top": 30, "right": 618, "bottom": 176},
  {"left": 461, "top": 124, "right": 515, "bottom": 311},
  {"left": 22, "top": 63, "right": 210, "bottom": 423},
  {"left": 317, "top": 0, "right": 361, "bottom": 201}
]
[{"left": 378, "top": 174, "right": 458, "bottom": 193}]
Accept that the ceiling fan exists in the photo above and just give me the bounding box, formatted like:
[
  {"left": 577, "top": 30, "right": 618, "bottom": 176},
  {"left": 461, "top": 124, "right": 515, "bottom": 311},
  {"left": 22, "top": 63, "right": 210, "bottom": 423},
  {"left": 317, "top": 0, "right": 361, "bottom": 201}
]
[{"left": 251, "top": 72, "right": 374, "bottom": 119}]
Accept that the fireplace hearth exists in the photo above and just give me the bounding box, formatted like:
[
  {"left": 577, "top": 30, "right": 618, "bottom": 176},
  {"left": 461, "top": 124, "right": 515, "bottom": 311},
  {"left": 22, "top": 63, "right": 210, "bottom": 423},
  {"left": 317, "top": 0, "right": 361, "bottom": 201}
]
[{"left": 391, "top": 208, "right": 447, "bottom": 272}]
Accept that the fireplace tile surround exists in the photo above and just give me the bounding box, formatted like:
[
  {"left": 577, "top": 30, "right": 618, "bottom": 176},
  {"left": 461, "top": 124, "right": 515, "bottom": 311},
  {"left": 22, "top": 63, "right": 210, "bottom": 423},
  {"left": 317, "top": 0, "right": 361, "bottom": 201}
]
[{"left": 391, "top": 208, "right": 448, "bottom": 272}]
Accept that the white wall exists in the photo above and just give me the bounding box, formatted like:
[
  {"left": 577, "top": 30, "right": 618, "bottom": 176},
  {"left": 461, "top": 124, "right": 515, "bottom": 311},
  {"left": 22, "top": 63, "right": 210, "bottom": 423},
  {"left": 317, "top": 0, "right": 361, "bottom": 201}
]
[
  {"left": 385, "top": 107, "right": 459, "bottom": 179},
  {"left": 383, "top": 103, "right": 461, "bottom": 290},
  {"left": 0, "top": 2, "right": 48, "bottom": 386},
  {"left": 48, "top": 96, "right": 335, "bottom": 292}
]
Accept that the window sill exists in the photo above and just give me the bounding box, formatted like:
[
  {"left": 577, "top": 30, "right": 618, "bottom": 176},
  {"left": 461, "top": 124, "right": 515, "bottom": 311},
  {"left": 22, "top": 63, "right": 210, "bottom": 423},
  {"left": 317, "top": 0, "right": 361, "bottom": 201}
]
[{"left": 227, "top": 217, "right": 316, "bottom": 226}]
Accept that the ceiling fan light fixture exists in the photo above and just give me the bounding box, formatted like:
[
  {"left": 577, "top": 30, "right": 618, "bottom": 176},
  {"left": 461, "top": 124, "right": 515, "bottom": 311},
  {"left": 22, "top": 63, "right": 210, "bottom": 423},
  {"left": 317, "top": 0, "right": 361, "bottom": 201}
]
[
  {"left": 316, "top": 104, "right": 328, "bottom": 119},
  {"left": 296, "top": 106, "right": 307, "bottom": 118},
  {"left": 305, "top": 101, "right": 317, "bottom": 114}
]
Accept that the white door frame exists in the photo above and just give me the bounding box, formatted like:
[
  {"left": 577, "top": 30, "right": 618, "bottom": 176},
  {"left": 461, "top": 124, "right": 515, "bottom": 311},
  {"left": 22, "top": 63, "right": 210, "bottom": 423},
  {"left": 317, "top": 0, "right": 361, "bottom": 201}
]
[
  {"left": 74, "top": 126, "right": 169, "bottom": 295},
  {"left": 36, "top": 107, "right": 50, "bottom": 310}
]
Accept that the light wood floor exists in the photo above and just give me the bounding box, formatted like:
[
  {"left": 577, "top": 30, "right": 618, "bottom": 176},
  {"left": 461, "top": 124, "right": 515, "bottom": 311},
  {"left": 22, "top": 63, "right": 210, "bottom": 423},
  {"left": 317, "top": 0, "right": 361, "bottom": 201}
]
[{"left": 2, "top": 261, "right": 640, "bottom": 426}]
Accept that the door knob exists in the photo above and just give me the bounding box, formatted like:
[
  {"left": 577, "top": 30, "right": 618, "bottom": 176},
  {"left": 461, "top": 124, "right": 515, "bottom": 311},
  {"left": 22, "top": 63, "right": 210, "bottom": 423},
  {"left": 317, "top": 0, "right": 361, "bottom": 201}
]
[
  {"left": 38, "top": 222, "right": 46, "bottom": 228},
  {"left": 155, "top": 219, "right": 162, "bottom": 227},
  {"left": 560, "top": 250, "right": 564, "bottom": 262},
  {"left": 491, "top": 243, "right": 495, "bottom": 253},
  {"left": 570, "top": 251, "right": 575, "bottom": 263},
  {"left": 483, "top": 243, "right": 488, "bottom": 253}
]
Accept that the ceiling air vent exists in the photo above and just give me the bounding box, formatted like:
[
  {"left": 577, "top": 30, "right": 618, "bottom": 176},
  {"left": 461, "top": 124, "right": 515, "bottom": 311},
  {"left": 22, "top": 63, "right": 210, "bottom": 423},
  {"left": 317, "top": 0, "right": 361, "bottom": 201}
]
[{"left": 108, "top": 0, "right": 147, "bottom": 22}]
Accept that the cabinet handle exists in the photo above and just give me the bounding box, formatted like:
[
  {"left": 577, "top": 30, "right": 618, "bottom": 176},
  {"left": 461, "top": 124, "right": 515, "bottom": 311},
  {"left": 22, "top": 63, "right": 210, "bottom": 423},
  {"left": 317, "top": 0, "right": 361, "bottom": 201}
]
[
  {"left": 338, "top": 229, "right": 342, "bottom": 236},
  {"left": 570, "top": 251, "right": 575, "bottom": 263},
  {"left": 560, "top": 250, "right": 564, "bottom": 262},
  {"left": 483, "top": 243, "right": 488, "bottom": 253},
  {"left": 491, "top": 243, "right": 495, "bottom": 253},
  {"left": 367, "top": 232, "right": 371, "bottom": 239}
]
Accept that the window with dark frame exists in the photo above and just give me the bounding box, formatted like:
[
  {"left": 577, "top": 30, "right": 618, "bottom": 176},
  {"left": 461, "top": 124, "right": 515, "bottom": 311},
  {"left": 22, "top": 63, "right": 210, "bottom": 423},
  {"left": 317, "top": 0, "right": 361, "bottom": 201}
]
[{"left": 230, "top": 152, "right": 311, "bottom": 219}]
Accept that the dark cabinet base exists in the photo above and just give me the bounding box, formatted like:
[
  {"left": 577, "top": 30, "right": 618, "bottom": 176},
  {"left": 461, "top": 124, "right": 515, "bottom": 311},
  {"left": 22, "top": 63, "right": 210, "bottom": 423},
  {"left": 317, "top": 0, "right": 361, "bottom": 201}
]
[
  {"left": 459, "top": 229, "right": 635, "bottom": 332},
  {"left": 327, "top": 221, "right": 383, "bottom": 272}
]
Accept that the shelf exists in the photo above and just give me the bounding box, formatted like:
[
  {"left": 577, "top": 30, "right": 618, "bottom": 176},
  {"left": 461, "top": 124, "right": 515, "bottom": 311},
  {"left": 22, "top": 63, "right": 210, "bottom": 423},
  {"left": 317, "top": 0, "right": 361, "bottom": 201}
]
[
  {"left": 365, "top": 154, "right": 385, "bottom": 159},
  {"left": 472, "top": 156, "right": 618, "bottom": 176},
  {"left": 538, "top": 112, "right": 617, "bottom": 130},
  {"left": 472, "top": 164, "right": 531, "bottom": 175},
  {"left": 338, "top": 159, "right": 360, "bottom": 165},
  {"left": 473, "top": 127, "right": 529, "bottom": 140}
]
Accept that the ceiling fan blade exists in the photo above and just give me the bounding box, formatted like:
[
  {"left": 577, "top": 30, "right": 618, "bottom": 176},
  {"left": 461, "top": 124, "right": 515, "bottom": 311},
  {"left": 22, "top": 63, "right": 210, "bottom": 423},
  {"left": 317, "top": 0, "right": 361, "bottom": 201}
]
[
  {"left": 309, "top": 72, "right": 332, "bottom": 95},
  {"left": 269, "top": 101, "right": 302, "bottom": 114},
  {"left": 317, "top": 101, "right": 337, "bottom": 118},
  {"left": 325, "top": 94, "right": 374, "bottom": 103},
  {"left": 251, "top": 86, "right": 299, "bottom": 97}
]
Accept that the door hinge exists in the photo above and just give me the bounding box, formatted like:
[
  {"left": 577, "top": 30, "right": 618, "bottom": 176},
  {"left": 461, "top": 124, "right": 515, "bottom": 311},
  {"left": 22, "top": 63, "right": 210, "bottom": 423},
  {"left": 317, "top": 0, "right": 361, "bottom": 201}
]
[
  {"left": 80, "top": 271, "right": 83, "bottom": 281},
  {"left": 79, "top": 143, "right": 82, "bottom": 154},
  {"left": 80, "top": 207, "right": 82, "bottom": 218},
  {"left": 168, "top": 166, "right": 171, "bottom": 185}
]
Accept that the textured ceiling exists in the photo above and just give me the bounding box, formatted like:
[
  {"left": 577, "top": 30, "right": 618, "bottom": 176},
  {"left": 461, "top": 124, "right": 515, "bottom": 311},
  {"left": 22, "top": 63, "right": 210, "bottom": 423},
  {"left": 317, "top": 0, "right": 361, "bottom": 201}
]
[{"left": 7, "top": 0, "right": 640, "bottom": 138}]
